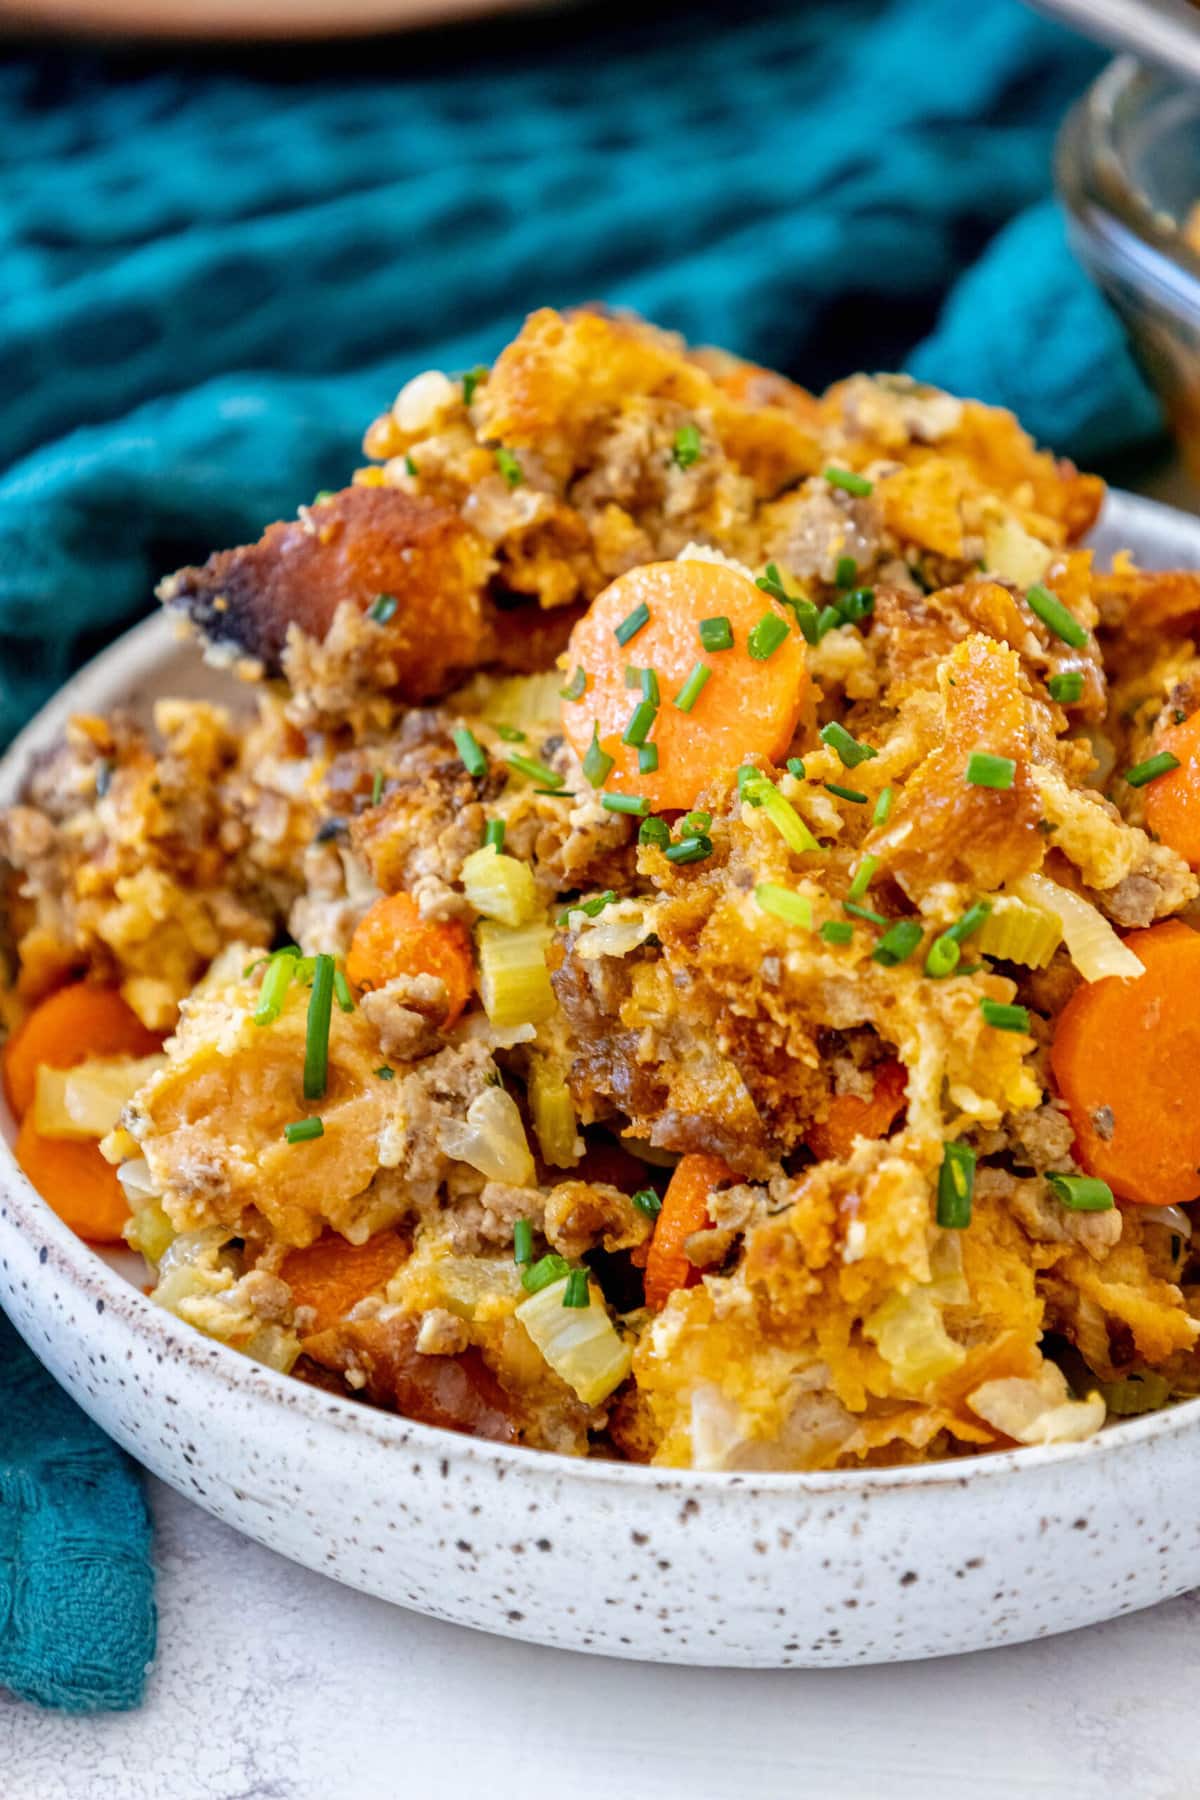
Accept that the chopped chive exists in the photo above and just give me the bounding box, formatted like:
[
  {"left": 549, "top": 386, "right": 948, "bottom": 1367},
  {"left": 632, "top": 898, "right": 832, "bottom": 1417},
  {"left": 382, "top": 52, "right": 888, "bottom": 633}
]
[
  {"left": 965, "top": 751, "right": 1015, "bottom": 790},
  {"left": 639, "top": 816, "right": 671, "bottom": 850},
  {"left": 1047, "top": 1172, "right": 1114, "bottom": 1212},
  {"left": 558, "top": 888, "right": 617, "bottom": 926},
  {"left": 835, "top": 554, "right": 857, "bottom": 588},
  {"left": 508, "top": 753, "right": 564, "bottom": 788},
  {"left": 303, "top": 954, "right": 335, "bottom": 1101},
  {"left": 1047, "top": 671, "right": 1084, "bottom": 704},
  {"left": 375, "top": 1065, "right": 395, "bottom": 1080},
  {"left": 284, "top": 1117, "right": 324, "bottom": 1144},
  {"left": 1026, "top": 582, "right": 1088, "bottom": 649},
  {"left": 820, "top": 919, "right": 854, "bottom": 945},
  {"left": 837, "top": 586, "right": 875, "bottom": 624},
  {"left": 682, "top": 810, "right": 712, "bottom": 834},
  {"left": 560, "top": 666, "right": 587, "bottom": 702},
  {"left": 483, "top": 818, "right": 506, "bottom": 851},
  {"left": 824, "top": 465, "right": 873, "bottom": 496},
  {"left": 495, "top": 446, "right": 523, "bottom": 488},
  {"left": 371, "top": 770, "right": 385, "bottom": 807},
  {"left": 462, "top": 366, "right": 488, "bottom": 404},
  {"left": 622, "top": 699, "right": 657, "bottom": 747},
  {"left": 404, "top": 455, "right": 418, "bottom": 477},
  {"left": 1125, "top": 751, "right": 1181, "bottom": 788},
  {"left": 825, "top": 782, "right": 869, "bottom": 804},
  {"left": 641, "top": 668, "right": 660, "bottom": 705},
  {"left": 253, "top": 947, "right": 300, "bottom": 1026},
  {"left": 614, "top": 602, "right": 650, "bottom": 647},
  {"left": 937, "top": 1141, "right": 976, "bottom": 1229},
  {"left": 748, "top": 612, "right": 791, "bottom": 661},
  {"left": 368, "top": 592, "right": 398, "bottom": 624},
  {"left": 513, "top": 1217, "right": 534, "bottom": 1266},
  {"left": 95, "top": 759, "right": 113, "bottom": 797},
  {"left": 947, "top": 900, "right": 991, "bottom": 944},
  {"left": 601, "top": 793, "right": 650, "bottom": 816},
  {"left": 453, "top": 727, "right": 488, "bottom": 779},
  {"left": 979, "top": 998, "right": 1030, "bottom": 1032},
  {"left": 843, "top": 900, "right": 887, "bottom": 926},
  {"left": 632, "top": 1188, "right": 662, "bottom": 1219},
  {"left": 820, "top": 721, "right": 878, "bottom": 769},
  {"left": 756, "top": 883, "right": 813, "bottom": 929},
  {"left": 665, "top": 835, "right": 713, "bottom": 865},
  {"left": 847, "top": 854, "right": 879, "bottom": 902},
  {"left": 624, "top": 664, "right": 643, "bottom": 688},
  {"left": 638, "top": 743, "right": 659, "bottom": 774},
  {"left": 333, "top": 968, "right": 355, "bottom": 1013},
  {"left": 699, "top": 615, "right": 734, "bottom": 652},
  {"left": 872, "top": 786, "right": 893, "bottom": 827},
  {"left": 924, "top": 934, "right": 961, "bottom": 978},
  {"left": 787, "top": 758, "right": 807, "bottom": 779},
  {"left": 741, "top": 774, "right": 821, "bottom": 852},
  {"left": 521, "top": 1252, "right": 572, "bottom": 1294},
  {"left": 495, "top": 723, "right": 526, "bottom": 743},
  {"left": 673, "top": 662, "right": 712, "bottom": 713},
  {"left": 533, "top": 788, "right": 574, "bottom": 798},
  {"left": 313, "top": 489, "right": 335, "bottom": 504},
  {"left": 672, "top": 423, "right": 702, "bottom": 469},
  {"left": 738, "top": 763, "right": 762, "bottom": 799},
  {"left": 243, "top": 956, "right": 269, "bottom": 978},
  {"left": 562, "top": 1267, "right": 591, "bottom": 1307},
  {"left": 757, "top": 564, "right": 822, "bottom": 643},
  {"left": 872, "top": 919, "right": 923, "bottom": 966},
  {"left": 816, "top": 605, "right": 843, "bottom": 639}
]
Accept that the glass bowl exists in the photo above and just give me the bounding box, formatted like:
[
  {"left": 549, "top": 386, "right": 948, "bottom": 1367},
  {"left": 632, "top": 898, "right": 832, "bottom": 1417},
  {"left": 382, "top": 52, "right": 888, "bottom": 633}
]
[{"left": 1059, "top": 56, "right": 1200, "bottom": 482}]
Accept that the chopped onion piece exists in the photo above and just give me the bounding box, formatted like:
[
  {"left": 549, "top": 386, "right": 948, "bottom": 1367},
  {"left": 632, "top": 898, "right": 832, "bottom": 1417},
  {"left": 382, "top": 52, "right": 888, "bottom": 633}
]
[
  {"left": 33, "top": 1054, "right": 165, "bottom": 1140},
  {"left": 438, "top": 1085, "right": 536, "bottom": 1186},
  {"left": 1012, "top": 872, "right": 1144, "bottom": 983},
  {"left": 968, "top": 1362, "right": 1105, "bottom": 1444}
]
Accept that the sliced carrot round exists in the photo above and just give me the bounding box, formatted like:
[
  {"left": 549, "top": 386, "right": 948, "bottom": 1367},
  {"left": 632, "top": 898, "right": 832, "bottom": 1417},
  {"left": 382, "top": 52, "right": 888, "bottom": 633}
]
[
  {"left": 15, "top": 1113, "right": 130, "bottom": 1242},
  {"left": 345, "top": 893, "right": 474, "bottom": 1026},
  {"left": 644, "top": 1151, "right": 737, "bottom": 1311},
  {"left": 1050, "top": 920, "right": 1200, "bottom": 1206},
  {"left": 806, "top": 1058, "right": 908, "bottom": 1164},
  {"left": 560, "top": 560, "right": 808, "bottom": 811},
  {"left": 1144, "top": 710, "right": 1200, "bottom": 868},
  {"left": 281, "top": 1229, "right": 409, "bottom": 1336},
  {"left": 2, "top": 983, "right": 162, "bottom": 1123}
]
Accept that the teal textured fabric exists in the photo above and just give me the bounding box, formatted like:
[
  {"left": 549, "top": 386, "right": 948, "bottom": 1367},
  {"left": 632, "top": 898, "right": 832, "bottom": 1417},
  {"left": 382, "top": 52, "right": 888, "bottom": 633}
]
[
  {"left": 0, "top": 0, "right": 1160, "bottom": 750},
  {"left": 0, "top": 0, "right": 1161, "bottom": 1714},
  {"left": 0, "top": 1313, "right": 155, "bottom": 1710}
]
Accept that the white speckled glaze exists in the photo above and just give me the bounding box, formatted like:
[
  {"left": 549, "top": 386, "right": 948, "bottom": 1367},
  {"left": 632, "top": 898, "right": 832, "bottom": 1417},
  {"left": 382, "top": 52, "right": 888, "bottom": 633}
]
[{"left": 5, "top": 491, "right": 1200, "bottom": 1669}]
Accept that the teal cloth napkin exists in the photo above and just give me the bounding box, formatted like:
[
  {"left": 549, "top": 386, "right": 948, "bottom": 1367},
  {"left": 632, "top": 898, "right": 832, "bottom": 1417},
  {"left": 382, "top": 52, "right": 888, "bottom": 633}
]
[
  {"left": 0, "top": 1314, "right": 154, "bottom": 1709},
  {"left": 0, "top": 0, "right": 1160, "bottom": 1713}
]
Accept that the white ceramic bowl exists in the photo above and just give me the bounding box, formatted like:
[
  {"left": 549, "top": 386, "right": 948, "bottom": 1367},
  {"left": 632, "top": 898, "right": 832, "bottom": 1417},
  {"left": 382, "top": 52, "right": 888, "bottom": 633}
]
[{"left": 5, "top": 489, "right": 1200, "bottom": 1669}]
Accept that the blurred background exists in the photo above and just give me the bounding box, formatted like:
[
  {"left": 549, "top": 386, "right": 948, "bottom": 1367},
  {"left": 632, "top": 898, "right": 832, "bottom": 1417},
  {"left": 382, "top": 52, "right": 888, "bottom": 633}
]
[{"left": 0, "top": 0, "right": 1194, "bottom": 743}]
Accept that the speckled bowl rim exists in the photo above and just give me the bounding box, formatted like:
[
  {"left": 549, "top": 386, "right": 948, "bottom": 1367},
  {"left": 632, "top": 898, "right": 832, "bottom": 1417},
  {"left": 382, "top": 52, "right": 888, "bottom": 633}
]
[{"left": 4, "top": 487, "right": 1200, "bottom": 1499}]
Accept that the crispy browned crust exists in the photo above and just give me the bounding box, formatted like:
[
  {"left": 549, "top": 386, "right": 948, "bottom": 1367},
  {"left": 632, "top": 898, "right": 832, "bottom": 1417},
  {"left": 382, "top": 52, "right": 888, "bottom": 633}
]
[{"left": 159, "top": 485, "right": 493, "bottom": 702}]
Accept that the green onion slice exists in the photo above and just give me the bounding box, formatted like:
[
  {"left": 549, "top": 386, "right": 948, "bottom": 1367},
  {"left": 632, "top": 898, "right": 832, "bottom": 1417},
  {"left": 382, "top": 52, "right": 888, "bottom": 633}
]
[
  {"left": 699, "top": 615, "right": 734, "bottom": 652},
  {"left": 521, "top": 1252, "right": 572, "bottom": 1294},
  {"left": 638, "top": 743, "right": 659, "bottom": 774},
  {"left": 284, "top": 1117, "right": 324, "bottom": 1144},
  {"left": 495, "top": 446, "right": 523, "bottom": 488},
  {"left": 672, "top": 424, "right": 702, "bottom": 469},
  {"left": 1047, "top": 1173, "right": 1114, "bottom": 1212},
  {"left": 632, "top": 1188, "right": 662, "bottom": 1219},
  {"left": 560, "top": 666, "right": 587, "bottom": 702},
  {"left": 820, "top": 919, "right": 854, "bottom": 945},
  {"left": 872, "top": 919, "right": 923, "bottom": 966},
  {"left": 303, "top": 954, "right": 335, "bottom": 1101},
  {"left": 583, "top": 724, "right": 615, "bottom": 788},
  {"left": 1047, "top": 671, "right": 1084, "bottom": 704},
  {"left": 562, "top": 1267, "right": 591, "bottom": 1308},
  {"left": 824, "top": 465, "right": 873, "bottom": 496},
  {"left": 872, "top": 785, "right": 893, "bottom": 827},
  {"left": 254, "top": 948, "right": 300, "bottom": 1026},
  {"left": 825, "top": 781, "right": 868, "bottom": 804},
  {"left": 979, "top": 998, "right": 1030, "bottom": 1032},
  {"left": 1026, "top": 582, "right": 1088, "bottom": 649},
  {"left": 638, "top": 816, "right": 671, "bottom": 850},
  {"left": 614, "top": 602, "right": 651, "bottom": 647},
  {"left": 513, "top": 1218, "right": 534, "bottom": 1266},
  {"left": 965, "top": 751, "right": 1016, "bottom": 790},
  {"left": 622, "top": 699, "right": 657, "bottom": 747},
  {"left": 368, "top": 592, "right": 397, "bottom": 624},
  {"left": 508, "top": 753, "right": 564, "bottom": 788},
  {"left": 665, "top": 835, "right": 713, "bottom": 865},
  {"left": 483, "top": 818, "right": 506, "bottom": 851},
  {"left": 820, "top": 721, "right": 878, "bottom": 768},
  {"left": 748, "top": 613, "right": 790, "bottom": 661},
  {"left": 453, "top": 727, "right": 487, "bottom": 779},
  {"left": 673, "top": 662, "right": 712, "bottom": 714},
  {"left": 1125, "top": 752, "right": 1181, "bottom": 788},
  {"left": 756, "top": 883, "right": 813, "bottom": 929},
  {"left": 601, "top": 793, "right": 650, "bottom": 816},
  {"left": 937, "top": 1141, "right": 976, "bottom": 1229},
  {"left": 846, "top": 854, "right": 879, "bottom": 903}
]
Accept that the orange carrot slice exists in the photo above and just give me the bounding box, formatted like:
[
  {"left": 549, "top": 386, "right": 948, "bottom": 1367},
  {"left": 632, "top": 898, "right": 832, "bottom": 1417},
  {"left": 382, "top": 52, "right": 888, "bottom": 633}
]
[
  {"left": 15, "top": 1113, "right": 130, "bottom": 1242},
  {"left": 345, "top": 893, "right": 474, "bottom": 1026},
  {"left": 280, "top": 1229, "right": 409, "bottom": 1335},
  {"left": 3, "top": 983, "right": 161, "bottom": 1123},
  {"left": 1050, "top": 920, "right": 1200, "bottom": 1206},
  {"left": 806, "top": 1058, "right": 908, "bottom": 1163},
  {"left": 643, "top": 1152, "right": 736, "bottom": 1311},
  {"left": 560, "top": 560, "right": 808, "bottom": 811},
  {"left": 1144, "top": 710, "right": 1200, "bottom": 868}
]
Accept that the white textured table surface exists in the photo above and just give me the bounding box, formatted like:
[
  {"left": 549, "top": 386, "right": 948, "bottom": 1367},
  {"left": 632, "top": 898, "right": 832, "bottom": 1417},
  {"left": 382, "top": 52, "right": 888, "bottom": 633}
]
[{"left": 3, "top": 1477, "right": 1199, "bottom": 1800}]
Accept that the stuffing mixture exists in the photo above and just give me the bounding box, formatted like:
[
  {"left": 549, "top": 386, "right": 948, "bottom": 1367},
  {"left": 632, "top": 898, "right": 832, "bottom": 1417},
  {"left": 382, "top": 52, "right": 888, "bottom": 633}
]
[{"left": 7, "top": 306, "right": 1200, "bottom": 1469}]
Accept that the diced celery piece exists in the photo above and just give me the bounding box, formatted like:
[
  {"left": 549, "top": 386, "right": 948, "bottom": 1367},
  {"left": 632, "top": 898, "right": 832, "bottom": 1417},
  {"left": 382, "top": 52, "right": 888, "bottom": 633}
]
[
  {"left": 516, "top": 1277, "right": 632, "bottom": 1405},
  {"left": 461, "top": 844, "right": 537, "bottom": 928},
  {"left": 529, "top": 1057, "right": 580, "bottom": 1167},
  {"left": 974, "top": 895, "right": 1062, "bottom": 969},
  {"left": 476, "top": 920, "right": 556, "bottom": 1028}
]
